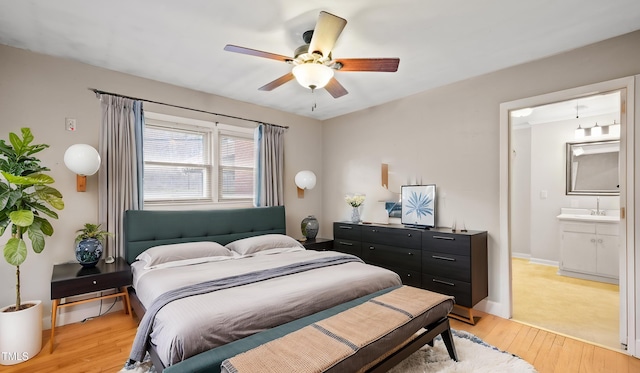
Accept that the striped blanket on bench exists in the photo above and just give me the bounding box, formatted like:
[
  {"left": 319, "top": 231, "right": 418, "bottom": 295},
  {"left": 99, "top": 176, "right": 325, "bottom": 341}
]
[{"left": 221, "top": 286, "right": 454, "bottom": 373}]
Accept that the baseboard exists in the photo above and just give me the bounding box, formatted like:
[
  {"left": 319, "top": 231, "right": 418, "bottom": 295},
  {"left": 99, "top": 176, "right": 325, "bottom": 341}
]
[
  {"left": 527, "top": 257, "right": 559, "bottom": 267},
  {"left": 557, "top": 269, "right": 619, "bottom": 285},
  {"left": 473, "top": 299, "right": 509, "bottom": 319},
  {"left": 511, "top": 252, "right": 531, "bottom": 259},
  {"left": 42, "top": 297, "right": 124, "bottom": 330}
]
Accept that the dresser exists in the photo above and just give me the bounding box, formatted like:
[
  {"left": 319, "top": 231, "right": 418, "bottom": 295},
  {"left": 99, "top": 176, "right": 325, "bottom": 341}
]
[{"left": 333, "top": 222, "right": 488, "bottom": 323}]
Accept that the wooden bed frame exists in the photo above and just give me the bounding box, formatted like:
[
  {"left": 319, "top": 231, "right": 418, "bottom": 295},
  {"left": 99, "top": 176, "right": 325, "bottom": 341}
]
[{"left": 123, "top": 206, "right": 457, "bottom": 372}]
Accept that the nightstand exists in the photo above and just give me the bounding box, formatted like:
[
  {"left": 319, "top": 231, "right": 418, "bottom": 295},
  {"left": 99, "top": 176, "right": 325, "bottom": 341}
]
[
  {"left": 300, "top": 238, "right": 334, "bottom": 251},
  {"left": 50, "top": 257, "right": 132, "bottom": 352}
]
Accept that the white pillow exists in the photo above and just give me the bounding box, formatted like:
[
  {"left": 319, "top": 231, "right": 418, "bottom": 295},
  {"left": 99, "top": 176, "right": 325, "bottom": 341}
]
[
  {"left": 136, "top": 241, "right": 232, "bottom": 269},
  {"left": 225, "top": 234, "right": 304, "bottom": 256}
]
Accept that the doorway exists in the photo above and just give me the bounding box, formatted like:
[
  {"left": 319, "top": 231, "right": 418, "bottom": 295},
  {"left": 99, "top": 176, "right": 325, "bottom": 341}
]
[
  {"left": 509, "top": 91, "right": 622, "bottom": 349},
  {"left": 498, "top": 76, "right": 637, "bottom": 357}
]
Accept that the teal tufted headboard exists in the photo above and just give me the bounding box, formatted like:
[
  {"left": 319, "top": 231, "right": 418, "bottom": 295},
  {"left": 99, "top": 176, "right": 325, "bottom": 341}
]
[{"left": 123, "top": 206, "right": 286, "bottom": 264}]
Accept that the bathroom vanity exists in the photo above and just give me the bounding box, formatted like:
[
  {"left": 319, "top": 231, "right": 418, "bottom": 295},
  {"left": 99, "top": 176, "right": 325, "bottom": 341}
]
[{"left": 557, "top": 208, "right": 620, "bottom": 284}]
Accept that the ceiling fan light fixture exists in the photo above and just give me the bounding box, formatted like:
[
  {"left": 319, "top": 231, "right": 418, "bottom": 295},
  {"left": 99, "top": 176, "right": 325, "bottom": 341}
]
[{"left": 292, "top": 63, "right": 334, "bottom": 90}]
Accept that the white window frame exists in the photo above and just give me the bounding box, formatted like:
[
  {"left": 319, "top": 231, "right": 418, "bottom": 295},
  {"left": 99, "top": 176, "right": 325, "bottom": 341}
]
[{"left": 144, "top": 112, "right": 255, "bottom": 208}]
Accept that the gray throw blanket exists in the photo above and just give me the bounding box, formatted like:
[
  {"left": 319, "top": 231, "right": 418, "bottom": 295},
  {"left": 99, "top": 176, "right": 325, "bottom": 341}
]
[{"left": 126, "top": 254, "right": 363, "bottom": 366}]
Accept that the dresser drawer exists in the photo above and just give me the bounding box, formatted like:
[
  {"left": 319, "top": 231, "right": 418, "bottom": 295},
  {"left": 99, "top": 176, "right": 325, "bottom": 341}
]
[
  {"left": 422, "top": 231, "right": 471, "bottom": 256},
  {"left": 422, "top": 250, "right": 471, "bottom": 282},
  {"left": 422, "top": 274, "right": 472, "bottom": 307},
  {"left": 361, "top": 243, "right": 421, "bottom": 272},
  {"left": 333, "top": 239, "right": 362, "bottom": 257},
  {"left": 392, "top": 267, "right": 422, "bottom": 287},
  {"left": 362, "top": 226, "right": 421, "bottom": 249},
  {"left": 333, "top": 223, "right": 362, "bottom": 241}
]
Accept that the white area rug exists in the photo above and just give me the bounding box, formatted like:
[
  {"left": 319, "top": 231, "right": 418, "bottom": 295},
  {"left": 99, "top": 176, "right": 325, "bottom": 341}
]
[
  {"left": 389, "top": 329, "right": 538, "bottom": 373},
  {"left": 120, "top": 329, "right": 537, "bottom": 372}
]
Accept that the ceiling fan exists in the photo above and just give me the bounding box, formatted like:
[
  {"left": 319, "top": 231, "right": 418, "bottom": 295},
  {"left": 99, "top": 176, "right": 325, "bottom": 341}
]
[{"left": 224, "top": 11, "right": 400, "bottom": 98}]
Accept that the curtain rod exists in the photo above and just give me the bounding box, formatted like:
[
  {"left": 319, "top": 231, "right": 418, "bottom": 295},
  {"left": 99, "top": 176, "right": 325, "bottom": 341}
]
[{"left": 88, "top": 88, "right": 289, "bottom": 129}]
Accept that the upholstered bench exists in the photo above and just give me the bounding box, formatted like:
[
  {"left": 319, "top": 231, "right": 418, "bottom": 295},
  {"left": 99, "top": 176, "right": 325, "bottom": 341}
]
[{"left": 163, "top": 286, "right": 456, "bottom": 373}]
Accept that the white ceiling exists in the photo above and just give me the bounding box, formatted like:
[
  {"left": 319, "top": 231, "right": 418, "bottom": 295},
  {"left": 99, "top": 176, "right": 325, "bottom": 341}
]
[
  {"left": 1, "top": 0, "right": 639, "bottom": 120},
  {"left": 510, "top": 91, "right": 621, "bottom": 127}
]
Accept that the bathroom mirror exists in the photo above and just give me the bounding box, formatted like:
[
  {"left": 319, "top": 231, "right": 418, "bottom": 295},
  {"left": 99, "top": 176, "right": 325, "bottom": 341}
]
[{"left": 566, "top": 139, "right": 619, "bottom": 195}]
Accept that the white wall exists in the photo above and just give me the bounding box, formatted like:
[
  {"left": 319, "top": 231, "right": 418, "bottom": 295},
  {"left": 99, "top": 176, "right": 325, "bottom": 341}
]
[
  {"left": 529, "top": 114, "right": 619, "bottom": 263},
  {"left": 0, "top": 44, "right": 324, "bottom": 327},
  {"left": 511, "top": 126, "right": 532, "bottom": 257},
  {"left": 322, "top": 30, "right": 640, "bottom": 315}
]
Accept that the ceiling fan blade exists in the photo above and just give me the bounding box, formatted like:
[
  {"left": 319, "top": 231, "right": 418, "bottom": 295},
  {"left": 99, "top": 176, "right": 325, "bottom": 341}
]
[
  {"left": 335, "top": 58, "right": 400, "bottom": 72},
  {"left": 258, "top": 72, "right": 295, "bottom": 91},
  {"left": 324, "top": 77, "right": 348, "bottom": 98},
  {"left": 224, "top": 44, "right": 292, "bottom": 62},
  {"left": 308, "top": 11, "right": 347, "bottom": 58}
]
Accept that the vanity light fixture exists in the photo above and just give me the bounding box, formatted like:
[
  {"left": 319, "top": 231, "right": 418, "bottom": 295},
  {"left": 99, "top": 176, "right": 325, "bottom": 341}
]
[
  {"left": 608, "top": 120, "right": 621, "bottom": 137},
  {"left": 591, "top": 123, "right": 602, "bottom": 137},
  {"left": 574, "top": 99, "right": 585, "bottom": 138}
]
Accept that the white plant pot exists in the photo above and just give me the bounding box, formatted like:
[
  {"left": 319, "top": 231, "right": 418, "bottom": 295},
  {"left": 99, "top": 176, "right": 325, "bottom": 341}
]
[{"left": 0, "top": 300, "right": 42, "bottom": 365}]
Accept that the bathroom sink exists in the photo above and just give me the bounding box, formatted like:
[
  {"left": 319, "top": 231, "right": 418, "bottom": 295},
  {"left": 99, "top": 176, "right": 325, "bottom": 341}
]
[
  {"left": 556, "top": 208, "right": 620, "bottom": 223},
  {"left": 556, "top": 214, "right": 619, "bottom": 222}
]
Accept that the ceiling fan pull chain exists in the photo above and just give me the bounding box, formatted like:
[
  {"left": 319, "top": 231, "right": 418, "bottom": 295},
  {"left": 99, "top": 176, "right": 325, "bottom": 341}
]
[{"left": 311, "top": 89, "right": 317, "bottom": 111}]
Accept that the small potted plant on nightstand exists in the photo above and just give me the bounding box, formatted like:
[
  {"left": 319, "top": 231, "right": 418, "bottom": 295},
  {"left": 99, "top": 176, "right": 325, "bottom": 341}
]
[
  {"left": 0, "top": 128, "right": 64, "bottom": 365},
  {"left": 74, "top": 223, "right": 112, "bottom": 267}
]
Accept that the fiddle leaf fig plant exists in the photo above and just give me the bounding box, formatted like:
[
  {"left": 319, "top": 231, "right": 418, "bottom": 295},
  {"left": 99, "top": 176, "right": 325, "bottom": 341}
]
[{"left": 0, "top": 128, "right": 64, "bottom": 312}]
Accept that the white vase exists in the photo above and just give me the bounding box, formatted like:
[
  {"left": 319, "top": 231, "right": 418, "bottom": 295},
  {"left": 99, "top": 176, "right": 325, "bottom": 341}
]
[
  {"left": 0, "top": 300, "right": 42, "bottom": 365},
  {"left": 351, "top": 206, "right": 361, "bottom": 223}
]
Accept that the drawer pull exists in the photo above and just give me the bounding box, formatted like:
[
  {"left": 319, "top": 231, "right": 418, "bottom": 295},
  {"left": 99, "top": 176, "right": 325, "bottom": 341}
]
[
  {"left": 432, "top": 255, "right": 455, "bottom": 261},
  {"left": 407, "top": 252, "right": 413, "bottom": 256},
  {"left": 339, "top": 241, "right": 353, "bottom": 246},
  {"left": 433, "top": 279, "right": 455, "bottom": 286},
  {"left": 372, "top": 229, "right": 378, "bottom": 233},
  {"left": 369, "top": 246, "right": 375, "bottom": 250},
  {"left": 433, "top": 235, "right": 455, "bottom": 241},
  {"left": 338, "top": 226, "right": 353, "bottom": 230},
  {"left": 406, "top": 274, "right": 411, "bottom": 277},
  {"left": 93, "top": 281, "right": 97, "bottom": 285},
  {"left": 407, "top": 233, "right": 412, "bottom": 237}
]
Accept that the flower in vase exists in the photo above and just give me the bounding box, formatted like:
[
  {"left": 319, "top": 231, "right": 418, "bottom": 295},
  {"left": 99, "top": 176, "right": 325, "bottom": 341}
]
[{"left": 345, "top": 194, "right": 366, "bottom": 207}]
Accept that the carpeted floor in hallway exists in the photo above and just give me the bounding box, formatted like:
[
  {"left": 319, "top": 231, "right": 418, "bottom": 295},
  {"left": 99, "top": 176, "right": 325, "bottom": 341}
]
[{"left": 511, "top": 257, "right": 620, "bottom": 350}]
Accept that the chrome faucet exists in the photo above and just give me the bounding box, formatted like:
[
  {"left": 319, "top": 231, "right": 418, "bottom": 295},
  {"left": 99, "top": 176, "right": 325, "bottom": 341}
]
[{"left": 591, "top": 197, "right": 606, "bottom": 216}]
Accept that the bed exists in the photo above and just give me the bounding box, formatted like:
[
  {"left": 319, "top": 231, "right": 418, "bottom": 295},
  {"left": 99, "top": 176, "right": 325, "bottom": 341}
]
[{"left": 123, "top": 206, "right": 457, "bottom": 372}]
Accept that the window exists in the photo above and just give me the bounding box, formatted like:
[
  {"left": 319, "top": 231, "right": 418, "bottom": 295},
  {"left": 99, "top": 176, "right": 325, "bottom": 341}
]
[
  {"left": 143, "top": 112, "right": 255, "bottom": 204},
  {"left": 219, "top": 133, "right": 254, "bottom": 199}
]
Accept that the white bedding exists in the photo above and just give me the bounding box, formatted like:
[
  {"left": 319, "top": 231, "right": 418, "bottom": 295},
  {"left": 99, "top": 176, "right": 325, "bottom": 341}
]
[{"left": 131, "top": 249, "right": 402, "bottom": 367}]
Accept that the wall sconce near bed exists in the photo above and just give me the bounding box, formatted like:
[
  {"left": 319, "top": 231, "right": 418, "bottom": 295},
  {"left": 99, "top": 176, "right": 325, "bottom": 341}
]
[
  {"left": 64, "top": 144, "right": 101, "bottom": 192},
  {"left": 295, "top": 170, "right": 316, "bottom": 198}
]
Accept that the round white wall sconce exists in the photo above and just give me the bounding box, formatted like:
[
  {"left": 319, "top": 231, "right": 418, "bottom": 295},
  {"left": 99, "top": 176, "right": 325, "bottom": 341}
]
[
  {"left": 64, "top": 144, "right": 101, "bottom": 192},
  {"left": 295, "top": 170, "right": 316, "bottom": 198}
]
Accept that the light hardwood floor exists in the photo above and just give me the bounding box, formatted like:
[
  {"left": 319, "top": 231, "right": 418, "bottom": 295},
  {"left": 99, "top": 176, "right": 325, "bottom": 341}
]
[
  {"left": 511, "top": 257, "right": 620, "bottom": 349},
  {"left": 3, "top": 310, "right": 639, "bottom": 372}
]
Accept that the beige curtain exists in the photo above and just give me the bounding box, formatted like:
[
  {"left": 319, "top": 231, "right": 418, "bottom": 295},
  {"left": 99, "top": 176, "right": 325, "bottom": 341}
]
[
  {"left": 254, "top": 124, "right": 285, "bottom": 206},
  {"left": 98, "top": 94, "right": 144, "bottom": 259}
]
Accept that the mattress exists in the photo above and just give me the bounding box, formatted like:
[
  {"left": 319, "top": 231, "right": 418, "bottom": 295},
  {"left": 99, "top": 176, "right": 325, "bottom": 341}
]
[{"left": 131, "top": 249, "right": 402, "bottom": 367}]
